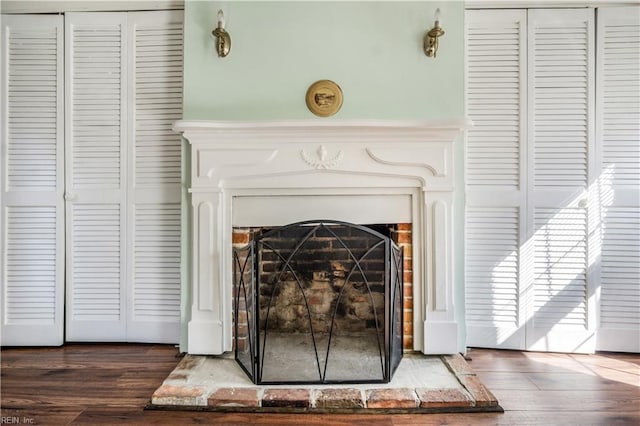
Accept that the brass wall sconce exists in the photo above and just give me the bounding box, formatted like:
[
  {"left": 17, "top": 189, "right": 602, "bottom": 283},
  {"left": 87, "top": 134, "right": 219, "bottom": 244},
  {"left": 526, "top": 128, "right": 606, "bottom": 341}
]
[
  {"left": 212, "top": 9, "right": 231, "bottom": 58},
  {"left": 424, "top": 8, "right": 444, "bottom": 57}
]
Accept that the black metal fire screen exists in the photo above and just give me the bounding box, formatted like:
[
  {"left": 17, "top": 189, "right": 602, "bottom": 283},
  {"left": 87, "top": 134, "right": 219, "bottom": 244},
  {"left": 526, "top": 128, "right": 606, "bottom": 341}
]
[{"left": 233, "top": 220, "right": 403, "bottom": 385}]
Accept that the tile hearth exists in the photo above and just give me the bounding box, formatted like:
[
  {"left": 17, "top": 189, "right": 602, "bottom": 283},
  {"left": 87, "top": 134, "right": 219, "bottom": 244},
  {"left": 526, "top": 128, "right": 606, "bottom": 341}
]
[{"left": 149, "top": 353, "right": 502, "bottom": 413}]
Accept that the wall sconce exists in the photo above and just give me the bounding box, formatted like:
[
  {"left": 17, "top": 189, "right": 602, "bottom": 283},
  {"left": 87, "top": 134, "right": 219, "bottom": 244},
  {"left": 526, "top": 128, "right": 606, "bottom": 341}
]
[
  {"left": 424, "top": 8, "right": 444, "bottom": 58},
  {"left": 212, "top": 9, "right": 231, "bottom": 58}
]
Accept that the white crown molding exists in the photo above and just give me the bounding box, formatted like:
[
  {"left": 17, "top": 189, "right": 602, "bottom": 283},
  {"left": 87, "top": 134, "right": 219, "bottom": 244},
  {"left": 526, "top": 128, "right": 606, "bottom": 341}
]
[
  {"left": 0, "top": 1, "right": 184, "bottom": 14},
  {"left": 466, "top": 0, "right": 639, "bottom": 9}
]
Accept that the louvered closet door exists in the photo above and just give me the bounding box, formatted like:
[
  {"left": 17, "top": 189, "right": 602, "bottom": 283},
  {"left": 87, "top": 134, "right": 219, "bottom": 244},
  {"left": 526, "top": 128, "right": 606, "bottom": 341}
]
[
  {"left": 526, "top": 9, "right": 596, "bottom": 353},
  {"left": 465, "top": 10, "right": 527, "bottom": 350},
  {"left": 125, "top": 11, "right": 183, "bottom": 343},
  {"left": 595, "top": 7, "right": 640, "bottom": 353},
  {"left": 1, "top": 15, "right": 65, "bottom": 345},
  {"left": 65, "top": 13, "right": 128, "bottom": 340}
]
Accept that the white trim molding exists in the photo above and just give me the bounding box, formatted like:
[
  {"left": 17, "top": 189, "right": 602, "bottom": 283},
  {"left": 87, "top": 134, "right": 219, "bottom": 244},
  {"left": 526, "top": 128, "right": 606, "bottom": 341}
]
[
  {"left": 466, "top": 0, "right": 638, "bottom": 9},
  {"left": 175, "top": 119, "right": 470, "bottom": 355},
  {"left": 0, "top": 1, "right": 183, "bottom": 14}
]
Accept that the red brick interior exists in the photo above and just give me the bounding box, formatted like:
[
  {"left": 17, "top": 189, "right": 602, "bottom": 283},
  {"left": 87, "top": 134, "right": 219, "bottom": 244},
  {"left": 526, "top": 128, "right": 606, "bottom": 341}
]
[
  {"left": 232, "top": 224, "right": 413, "bottom": 351},
  {"left": 389, "top": 224, "right": 413, "bottom": 351}
]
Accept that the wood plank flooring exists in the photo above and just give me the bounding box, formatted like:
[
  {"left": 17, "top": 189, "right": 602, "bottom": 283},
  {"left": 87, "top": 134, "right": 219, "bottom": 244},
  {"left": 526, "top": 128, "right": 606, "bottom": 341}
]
[{"left": 1, "top": 344, "right": 638, "bottom": 425}]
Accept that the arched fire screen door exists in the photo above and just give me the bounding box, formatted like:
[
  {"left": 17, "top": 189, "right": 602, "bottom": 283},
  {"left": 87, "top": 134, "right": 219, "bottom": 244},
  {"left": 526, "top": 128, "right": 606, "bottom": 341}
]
[{"left": 233, "top": 220, "right": 403, "bottom": 385}]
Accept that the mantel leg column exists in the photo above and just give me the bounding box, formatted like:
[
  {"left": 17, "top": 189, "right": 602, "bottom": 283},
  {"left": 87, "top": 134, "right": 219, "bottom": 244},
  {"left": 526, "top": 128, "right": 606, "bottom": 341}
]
[
  {"left": 422, "top": 190, "right": 458, "bottom": 354},
  {"left": 187, "top": 190, "right": 226, "bottom": 354}
]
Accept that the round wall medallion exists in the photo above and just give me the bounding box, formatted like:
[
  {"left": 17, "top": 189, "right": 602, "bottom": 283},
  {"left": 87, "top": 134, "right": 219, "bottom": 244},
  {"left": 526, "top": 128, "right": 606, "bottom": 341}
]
[{"left": 305, "top": 80, "right": 343, "bottom": 117}]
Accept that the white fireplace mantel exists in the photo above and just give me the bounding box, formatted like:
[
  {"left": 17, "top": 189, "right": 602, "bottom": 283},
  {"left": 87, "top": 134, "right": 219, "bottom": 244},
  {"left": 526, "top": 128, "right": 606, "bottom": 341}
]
[{"left": 175, "top": 119, "right": 469, "bottom": 355}]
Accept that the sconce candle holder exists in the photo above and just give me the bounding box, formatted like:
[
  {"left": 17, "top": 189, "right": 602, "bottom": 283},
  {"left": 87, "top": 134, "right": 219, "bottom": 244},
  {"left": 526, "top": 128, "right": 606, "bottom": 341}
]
[
  {"left": 424, "top": 8, "right": 444, "bottom": 58},
  {"left": 212, "top": 9, "right": 231, "bottom": 58}
]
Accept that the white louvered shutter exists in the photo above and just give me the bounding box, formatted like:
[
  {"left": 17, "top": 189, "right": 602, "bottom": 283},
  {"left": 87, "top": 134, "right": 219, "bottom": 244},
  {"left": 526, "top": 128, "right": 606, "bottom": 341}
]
[
  {"left": 595, "top": 6, "right": 640, "bottom": 353},
  {"left": 525, "top": 9, "right": 596, "bottom": 353},
  {"left": 465, "top": 10, "right": 527, "bottom": 350},
  {"left": 1, "top": 15, "right": 65, "bottom": 346},
  {"left": 125, "top": 11, "right": 183, "bottom": 343},
  {"left": 65, "top": 13, "right": 128, "bottom": 340}
]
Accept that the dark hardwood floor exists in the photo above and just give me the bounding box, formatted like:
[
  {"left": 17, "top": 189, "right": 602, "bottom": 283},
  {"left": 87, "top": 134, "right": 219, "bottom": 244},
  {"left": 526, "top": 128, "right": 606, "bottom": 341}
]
[{"left": 1, "top": 344, "right": 638, "bottom": 425}]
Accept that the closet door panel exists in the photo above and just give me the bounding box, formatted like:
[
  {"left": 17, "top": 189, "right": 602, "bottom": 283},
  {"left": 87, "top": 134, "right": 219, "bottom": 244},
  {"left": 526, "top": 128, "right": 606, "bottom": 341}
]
[
  {"left": 65, "top": 12, "right": 127, "bottom": 341},
  {"left": 65, "top": 11, "right": 183, "bottom": 343},
  {"left": 596, "top": 6, "right": 640, "bottom": 353},
  {"left": 465, "top": 9, "right": 527, "bottom": 350},
  {"left": 126, "top": 10, "right": 183, "bottom": 343},
  {"left": 1, "top": 15, "right": 65, "bottom": 346},
  {"left": 526, "top": 8, "right": 596, "bottom": 353}
]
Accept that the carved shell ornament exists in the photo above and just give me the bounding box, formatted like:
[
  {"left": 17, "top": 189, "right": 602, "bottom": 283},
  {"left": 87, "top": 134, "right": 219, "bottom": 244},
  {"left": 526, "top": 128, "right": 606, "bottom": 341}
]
[{"left": 301, "top": 145, "right": 344, "bottom": 170}]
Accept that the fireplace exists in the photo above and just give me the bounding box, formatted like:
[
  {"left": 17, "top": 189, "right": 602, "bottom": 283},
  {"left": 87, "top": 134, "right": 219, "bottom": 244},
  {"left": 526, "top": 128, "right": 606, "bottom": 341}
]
[
  {"left": 174, "top": 119, "right": 468, "bottom": 356},
  {"left": 233, "top": 220, "right": 403, "bottom": 384}
]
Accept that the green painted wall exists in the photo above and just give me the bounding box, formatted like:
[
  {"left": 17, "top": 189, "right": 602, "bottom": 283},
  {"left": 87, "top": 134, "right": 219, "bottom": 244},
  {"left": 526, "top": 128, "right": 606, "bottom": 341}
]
[
  {"left": 183, "top": 1, "right": 464, "bottom": 120},
  {"left": 181, "top": 0, "right": 467, "bottom": 353}
]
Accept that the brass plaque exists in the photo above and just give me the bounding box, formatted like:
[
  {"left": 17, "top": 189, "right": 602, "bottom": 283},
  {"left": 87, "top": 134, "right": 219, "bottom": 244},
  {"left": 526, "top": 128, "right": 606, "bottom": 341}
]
[{"left": 306, "top": 80, "right": 343, "bottom": 117}]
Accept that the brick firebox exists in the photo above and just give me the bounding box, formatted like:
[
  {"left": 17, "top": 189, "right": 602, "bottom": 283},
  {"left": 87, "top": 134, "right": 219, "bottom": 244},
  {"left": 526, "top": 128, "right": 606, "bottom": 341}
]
[{"left": 232, "top": 224, "right": 414, "bottom": 350}]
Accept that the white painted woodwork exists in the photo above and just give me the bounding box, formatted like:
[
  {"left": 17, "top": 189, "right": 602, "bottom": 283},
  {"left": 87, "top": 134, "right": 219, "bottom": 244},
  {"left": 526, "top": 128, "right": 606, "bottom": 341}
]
[
  {"left": 126, "top": 11, "right": 183, "bottom": 342},
  {"left": 466, "top": 10, "right": 524, "bottom": 190},
  {"left": 595, "top": 6, "right": 640, "bottom": 353},
  {"left": 465, "top": 207, "right": 523, "bottom": 349},
  {"left": 65, "top": 11, "right": 183, "bottom": 343},
  {"left": 466, "top": 8, "right": 602, "bottom": 353},
  {"left": 466, "top": 1, "right": 639, "bottom": 9},
  {"left": 175, "top": 119, "right": 468, "bottom": 355},
  {"left": 465, "top": 9, "right": 527, "bottom": 350},
  {"left": 1, "top": 1, "right": 184, "bottom": 14},
  {"left": 526, "top": 8, "right": 596, "bottom": 353},
  {"left": 1, "top": 15, "right": 65, "bottom": 346},
  {"left": 65, "top": 12, "right": 128, "bottom": 340},
  {"left": 233, "top": 192, "right": 413, "bottom": 227}
]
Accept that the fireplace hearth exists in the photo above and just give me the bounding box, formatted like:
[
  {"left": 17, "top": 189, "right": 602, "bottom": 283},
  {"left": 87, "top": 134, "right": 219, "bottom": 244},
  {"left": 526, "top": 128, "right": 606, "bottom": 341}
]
[{"left": 233, "top": 221, "right": 403, "bottom": 384}]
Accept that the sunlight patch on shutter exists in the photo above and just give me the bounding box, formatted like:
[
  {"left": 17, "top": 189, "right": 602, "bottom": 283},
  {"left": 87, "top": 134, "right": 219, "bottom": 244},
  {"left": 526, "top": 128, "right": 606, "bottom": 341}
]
[
  {"left": 466, "top": 207, "right": 520, "bottom": 327},
  {"left": 600, "top": 207, "right": 640, "bottom": 328},
  {"left": 533, "top": 208, "right": 588, "bottom": 327}
]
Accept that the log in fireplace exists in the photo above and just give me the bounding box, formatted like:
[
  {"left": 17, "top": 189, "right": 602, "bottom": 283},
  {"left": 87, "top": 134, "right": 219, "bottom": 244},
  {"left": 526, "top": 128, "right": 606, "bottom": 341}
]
[{"left": 233, "top": 220, "right": 403, "bottom": 384}]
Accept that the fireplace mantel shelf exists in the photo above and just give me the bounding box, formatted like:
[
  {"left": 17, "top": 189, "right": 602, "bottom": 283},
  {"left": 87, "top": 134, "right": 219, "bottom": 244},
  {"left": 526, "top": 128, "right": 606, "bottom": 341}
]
[
  {"left": 176, "top": 118, "right": 468, "bottom": 356},
  {"left": 174, "top": 118, "right": 471, "bottom": 131},
  {"left": 174, "top": 119, "right": 471, "bottom": 144}
]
